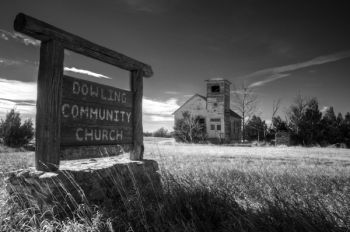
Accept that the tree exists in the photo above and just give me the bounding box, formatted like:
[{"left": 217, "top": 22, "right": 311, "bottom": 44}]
[
  {"left": 231, "top": 84, "right": 258, "bottom": 141},
  {"left": 321, "top": 107, "right": 339, "bottom": 145},
  {"left": 287, "top": 93, "right": 308, "bottom": 136},
  {"left": 272, "top": 116, "right": 289, "bottom": 131},
  {"left": 341, "top": 112, "right": 350, "bottom": 147},
  {"left": 245, "top": 115, "right": 267, "bottom": 142},
  {"left": 0, "top": 109, "right": 34, "bottom": 147},
  {"left": 173, "top": 111, "right": 207, "bottom": 143},
  {"left": 271, "top": 99, "right": 281, "bottom": 120},
  {"left": 153, "top": 127, "right": 170, "bottom": 138},
  {"left": 299, "top": 98, "right": 322, "bottom": 145}
]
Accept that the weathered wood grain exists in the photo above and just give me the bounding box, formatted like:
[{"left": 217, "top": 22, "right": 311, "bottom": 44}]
[
  {"left": 36, "top": 40, "right": 64, "bottom": 171},
  {"left": 14, "top": 13, "right": 153, "bottom": 77},
  {"left": 130, "top": 70, "right": 144, "bottom": 160}
]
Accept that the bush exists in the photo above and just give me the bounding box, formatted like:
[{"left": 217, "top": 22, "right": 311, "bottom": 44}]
[
  {"left": 173, "top": 111, "right": 207, "bottom": 143},
  {"left": 153, "top": 127, "right": 171, "bottom": 138},
  {"left": 0, "top": 109, "right": 34, "bottom": 147}
]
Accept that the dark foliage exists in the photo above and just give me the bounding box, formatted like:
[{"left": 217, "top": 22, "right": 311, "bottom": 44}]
[
  {"left": 0, "top": 109, "right": 34, "bottom": 147},
  {"left": 245, "top": 115, "right": 267, "bottom": 141},
  {"left": 153, "top": 127, "right": 172, "bottom": 138}
]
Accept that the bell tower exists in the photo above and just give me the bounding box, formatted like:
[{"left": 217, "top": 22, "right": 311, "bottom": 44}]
[
  {"left": 206, "top": 78, "right": 231, "bottom": 142},
  {"left": 206, "top": 78, "right": 231, "bottom": 114}
]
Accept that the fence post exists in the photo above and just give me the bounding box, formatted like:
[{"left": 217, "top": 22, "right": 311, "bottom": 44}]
[{"left": 36, "top": 40, "right": 64, "bottom": 171}]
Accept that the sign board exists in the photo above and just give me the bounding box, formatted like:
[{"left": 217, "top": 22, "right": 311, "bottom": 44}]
[
  {"left": 14, "top": 13, "right": 153, "bottom": 171},
  {"left": 60, "top": 76, "right": 133, "bottom": 146}
]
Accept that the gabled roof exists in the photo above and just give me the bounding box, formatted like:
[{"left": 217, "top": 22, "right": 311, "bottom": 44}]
[
  {"left": 230, "top": 110, "right": 242, "bottom": 119},
  {"left": 172, "top": 94, "right": 206, "bottom": 115}
]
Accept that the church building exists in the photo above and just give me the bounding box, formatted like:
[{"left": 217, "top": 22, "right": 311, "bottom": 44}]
[{"left": 173, "top": 78, "right": 242, "bottom": 143}]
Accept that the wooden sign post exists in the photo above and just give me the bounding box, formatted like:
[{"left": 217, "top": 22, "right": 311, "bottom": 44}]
[{"left": 14, "top": 13, "right": 153, "bottom": 171}]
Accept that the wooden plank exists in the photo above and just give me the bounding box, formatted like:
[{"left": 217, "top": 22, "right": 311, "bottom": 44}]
[
  {"left": 14, "top": 13, "right": 153, "bottom": 77},
  {"left": 130, "top": 70, "right": 144, "bottom": 160},
  {"left": 62, "top": 75, "right": 133, "bottom": 108},
  {"left": 36, "top": 40, "right": 64, "bottom": 171},
  {"left": 61, "top": 125, "right": 133, "bottom": 146}
]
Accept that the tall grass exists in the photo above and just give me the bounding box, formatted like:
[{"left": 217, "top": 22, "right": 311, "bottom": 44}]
[{"left": 1, "top": 143, "right": 350, "bottom": 231}]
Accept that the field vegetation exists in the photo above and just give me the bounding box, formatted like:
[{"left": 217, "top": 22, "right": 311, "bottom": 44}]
[{"left": 1, "top": 140, "right": 350, "bottom": 231}]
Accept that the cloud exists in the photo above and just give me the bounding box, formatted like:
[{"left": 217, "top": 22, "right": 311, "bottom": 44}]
[
  {"left": 0, "top": 58, "right": 22, "bottom": 66},
  {"left": 320, "top": 106, "right": 329, "bottom": 113},
  {"left": 248, "top": 73, "right": 290, "bottom": 88},
  {"left": 148, "top": 115, "right": 174, "bottom": 122},
  {"left": 0, "top": 29, "right": 40, "bottom": 46},
  {"left": 0, "top": 78, "right": 36, "bottom": 101},
  {"left": 64, "top": 67, "right": 111, "bottom": 79},
  {"left": 0, "top": 78, "right": 37, "bottom": 119},
  {"left": 246, "top": 50, "right": 350, "bottom": 88},
  {"left": 164, "top": 91, "right": 181, "bottom": 95},
  {"left": 143, "top": 97, "right": 179, "bottom": 121},
  {"left": 0, "top": 57, "right": 110, "bottom": 80}
]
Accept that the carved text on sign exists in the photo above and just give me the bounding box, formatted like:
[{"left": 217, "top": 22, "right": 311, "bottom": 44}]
[{"left": 60, "top": 76, "right": 133, "bottom": 146}]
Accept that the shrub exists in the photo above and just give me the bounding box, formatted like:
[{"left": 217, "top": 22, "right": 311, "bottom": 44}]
[
  {"left": 153, "top": 127, "right": 170, "bottom": 138},
  {"left": 0, "top": 109, "right": 34, "bottom": 147},
  {"left": 173, "top": 111, "right": 207, "bottom": 143}
]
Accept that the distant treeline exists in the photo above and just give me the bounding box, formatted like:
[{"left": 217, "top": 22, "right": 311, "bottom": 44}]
[
  {"left": 245, "top": 96, "right": 350, "bottom": 147},
  {"left": 144, "top": 128, "right": 173, "bottom": 138}
]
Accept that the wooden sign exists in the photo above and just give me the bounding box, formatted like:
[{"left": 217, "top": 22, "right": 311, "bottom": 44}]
[
  {"left": 61, "top": 76, "right": 133, "bottom": 146},
  {"left": 14, "top": 13, "right": 153, "bottom": 171}
]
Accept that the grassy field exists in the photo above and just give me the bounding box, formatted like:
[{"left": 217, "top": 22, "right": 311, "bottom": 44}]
[{"left": 1, "top": 142, "right": 350, "bottom": 231}]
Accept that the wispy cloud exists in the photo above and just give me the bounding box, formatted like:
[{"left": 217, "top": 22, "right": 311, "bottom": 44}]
[
  {"left": 0, "top": 29, "right": 40, "bottom": 46},
  {"left": 246, "top": 50, "right": 350, "bottom": 88},
  {"left": 164, "top": 91, "right": 181, "bottom": 95},
  {"left": 0, "top": 78, "right": 37, "bottom": 119},
  {"left": 0, "top": 58, "right": 22, "bottom": 66},
  {"left": 0, "top": 78, "right": 36, "bottom": 101},
  {"left": 249, "top": 73, "right": 290, "bottom": 88},
  {"left": 64, "top": 67, "right": 111, "bottom": 79},
  {"left": 143, "top": 98, "right": 179, "bottom": 120}
]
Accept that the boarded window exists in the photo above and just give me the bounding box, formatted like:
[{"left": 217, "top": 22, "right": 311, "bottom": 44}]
[{"left": 211, "top": 85, "right": 220, "bottom": 93}]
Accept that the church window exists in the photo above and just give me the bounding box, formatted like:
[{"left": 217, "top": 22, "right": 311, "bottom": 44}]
[{"left": 211, "top": 85, "right": 220, "bottom": 93}]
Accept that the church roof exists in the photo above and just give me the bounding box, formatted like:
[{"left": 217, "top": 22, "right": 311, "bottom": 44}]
[
  {"left": 229, "top": 110, "right": 242, "bottom": 119},
  {"left": 172, "top": 93, "right": 242, "bottom": 119},
  {"left": 172, "top": 94, "right": 206, "bottom": 115}
]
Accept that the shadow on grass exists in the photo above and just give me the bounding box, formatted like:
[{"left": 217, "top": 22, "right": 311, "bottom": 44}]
[{"left": 1, "top": 171, "right": 348, "bottom": 232}]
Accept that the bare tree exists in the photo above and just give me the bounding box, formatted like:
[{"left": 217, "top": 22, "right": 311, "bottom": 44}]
[
  {"left": 286, "top": 93, "right": 308, "bottom": 134},
  {"left": 231, "top": 84, "right": 258, "bottom": 141},
  {"left": 272, "top": 98, "right": 281, "bottom": 119},
  {"left": 270, "top": 98, "right": 281, "bottom": 130},
  {"left": 173, "top": 111, "right": 207, "bottom": 143}
]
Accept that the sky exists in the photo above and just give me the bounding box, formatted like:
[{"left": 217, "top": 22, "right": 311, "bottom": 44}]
[{"left": 0, "top": 0, "right": 350, "bottom": 132}]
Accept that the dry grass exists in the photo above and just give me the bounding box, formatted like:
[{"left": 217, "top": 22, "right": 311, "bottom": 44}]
[{"left": 0, "top": 142, "right": 350, "bottom": 231}]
